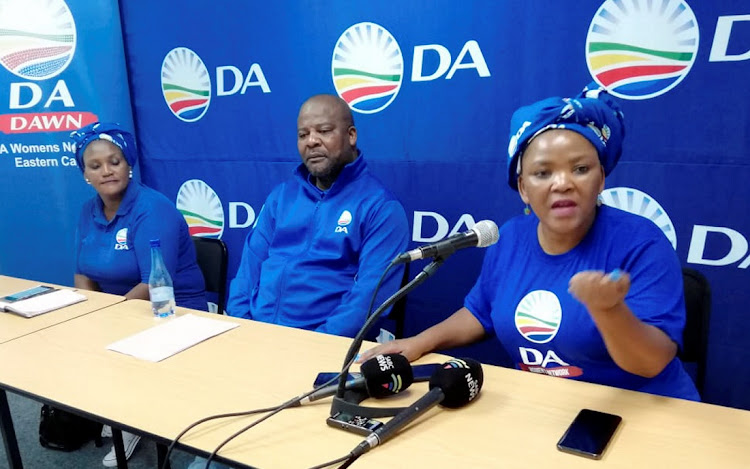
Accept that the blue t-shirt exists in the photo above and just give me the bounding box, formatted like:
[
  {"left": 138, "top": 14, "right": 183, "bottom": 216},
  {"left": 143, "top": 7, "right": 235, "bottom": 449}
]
[
  {"left": 75, "top": 182, "right": 207, "bottom": 311},
  {"left": 465, "top": 206, "right": 699, "bottom": 401}
]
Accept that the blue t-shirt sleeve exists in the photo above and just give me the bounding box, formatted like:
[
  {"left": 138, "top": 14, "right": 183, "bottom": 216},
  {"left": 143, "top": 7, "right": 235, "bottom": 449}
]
[
  {"left": 130, "top": 200, "right": 183, "bottom": 284},
  {"left": 464, "top": 242, "right": 499, "bottom": 336},
  {"left": 622, "top": 232, "right": 686, "bottom": 348},
  {"left": 316, "top": 198, "right": 409, "bottom": 337},
  {"left": 226, "top": 193, "right": 276, "bottom": 319}
]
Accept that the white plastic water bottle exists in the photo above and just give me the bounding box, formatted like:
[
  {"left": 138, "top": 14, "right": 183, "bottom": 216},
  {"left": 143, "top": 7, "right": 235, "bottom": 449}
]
[{"left": 148, "top": 239, "right": 175, "bottom": 318}]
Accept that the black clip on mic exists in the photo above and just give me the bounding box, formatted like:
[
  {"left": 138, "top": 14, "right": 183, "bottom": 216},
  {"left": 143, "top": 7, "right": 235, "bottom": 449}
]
[{"left": 331, "top": 257, "right": 445, "bottom": 419}]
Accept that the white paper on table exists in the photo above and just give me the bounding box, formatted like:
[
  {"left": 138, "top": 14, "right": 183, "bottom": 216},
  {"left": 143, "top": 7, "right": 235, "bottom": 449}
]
[
  {"left": 106, "top": 313, "right": 239, "bottom": 362},
  {"left": 0, "top": 289, "right": 87, "bottom": 318}
]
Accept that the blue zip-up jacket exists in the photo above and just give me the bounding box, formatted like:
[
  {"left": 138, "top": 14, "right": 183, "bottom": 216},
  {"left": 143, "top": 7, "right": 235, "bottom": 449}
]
[{"left": 226, "top": 154, "right": 409, "bottom": 337}]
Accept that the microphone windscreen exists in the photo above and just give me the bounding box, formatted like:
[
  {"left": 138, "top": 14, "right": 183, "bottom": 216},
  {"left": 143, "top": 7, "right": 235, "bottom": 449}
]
[
  {"left": 473, "top": 220, "right": 500, "bottom": 248},
  {"left": 429, "top": 357, "right": 484, "bottom": 408},
  {"left": 360, "top": 353, "right": 414, "bottom": 398}
]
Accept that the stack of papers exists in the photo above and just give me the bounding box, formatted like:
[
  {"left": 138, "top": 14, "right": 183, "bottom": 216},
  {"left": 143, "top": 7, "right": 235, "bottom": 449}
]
[
  {"left": 0, "top": 289, "right": 87, "bottom": 318},
  {"left": 106, "top": 313, "right": 239, "bottom": 362}
]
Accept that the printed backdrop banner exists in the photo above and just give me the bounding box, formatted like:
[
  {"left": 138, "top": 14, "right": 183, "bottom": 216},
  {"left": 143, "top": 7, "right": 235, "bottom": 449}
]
[
  {"left": 0, "top": 0, "right": 134, "bottom": 282},
  {"left": 129, "top": 1, "right": 747, "bottom": 409}
]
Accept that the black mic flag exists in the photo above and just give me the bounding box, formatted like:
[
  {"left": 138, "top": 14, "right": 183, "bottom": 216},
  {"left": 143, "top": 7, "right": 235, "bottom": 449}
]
[
  {"left": 350, "top": 358, "right": 483, "bottom": 458},
  {"left": 297, "top": 354, "right": 413, "bottom": 405}
]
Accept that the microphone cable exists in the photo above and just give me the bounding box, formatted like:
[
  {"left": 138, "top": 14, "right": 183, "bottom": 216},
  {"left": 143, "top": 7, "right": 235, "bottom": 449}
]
[
  {"left": 170, "top": 260, "right": 401, "bottom": 469},
  {"left": 158, "top": 362, "right": 353, "bottom": 469},
  {"left": 159, "top": 404, "right": 278, "bottom": 469},
  {"left": 307, "top": 452, "right": 358, "bottom": 469},
  {"left": 335, "top": 454, "right": 360, "bottom": 469},
  {"left": 365, "top": 258, "right": 397, "bottom": 319},
  {"left": 200, "top": 358, "right": 356, "bottom": 469}
]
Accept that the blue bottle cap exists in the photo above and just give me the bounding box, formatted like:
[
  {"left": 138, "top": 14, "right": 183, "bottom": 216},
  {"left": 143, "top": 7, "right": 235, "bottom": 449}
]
[{"left": 149, "top": 239, "right": 161, "bottom": 248}]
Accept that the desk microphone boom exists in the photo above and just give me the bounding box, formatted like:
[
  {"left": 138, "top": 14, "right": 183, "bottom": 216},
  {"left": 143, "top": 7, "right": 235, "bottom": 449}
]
[{"left": 395, "top": 220, "right": 499, "bottom": 264}]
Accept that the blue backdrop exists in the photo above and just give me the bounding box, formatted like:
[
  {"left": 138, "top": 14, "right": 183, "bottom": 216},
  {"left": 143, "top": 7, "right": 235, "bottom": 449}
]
[
  {"left": 2, "top": 0, "right": 748, "bottom": 410},
  {"left": 0, "top": 1, "right": 134, "bottom": 281},
  {"left": 116, "top": 0, "right": 750, "bottom": 409}
]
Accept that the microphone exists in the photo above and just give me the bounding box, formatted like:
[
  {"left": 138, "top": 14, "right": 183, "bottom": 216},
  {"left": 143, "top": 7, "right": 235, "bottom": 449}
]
[
  {"left": 297, "top": 354, "right": 414, "bottom": 405},
  {"left": 395, "top": 220, "right": 499, "bottom": 264},
  {"left": 333, "top": 260, "right": 445, "bottom": 416},
  {"left": 350, "top": 358, "right": 483, "bottom": 458}
]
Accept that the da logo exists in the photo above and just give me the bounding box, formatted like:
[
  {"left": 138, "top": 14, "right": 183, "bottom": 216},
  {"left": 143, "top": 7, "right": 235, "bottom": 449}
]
[
  {"left": 585, "top": 0, "right": 699, "bottom": 100},
  {"left": 176, "top": 179, "right": 224, "bottom": 238},
  {"left": 0, "top": 0, "right": 77, "bottom": 80},
  {"left": 161, "top": 47, "right": 211, "bottom": 122},
  {"left": 331, "top": 22, "right": 404, "bottom": 114},
  {"left": 600, "top": 187, "right": 677, "bottom": 249},
  {"left": 515, "top": 290, "right": 562, "bottom": 344},
  {"left": 335, "top": 210, "right": 352, "bottom": 234},
  {"left": 114, "top": 228, "right": 129, "bottom": 250}
]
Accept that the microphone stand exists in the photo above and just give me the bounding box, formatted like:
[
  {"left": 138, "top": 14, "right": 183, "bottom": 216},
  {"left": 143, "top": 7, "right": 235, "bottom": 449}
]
[{"left": 331, "top": 257, "right": 445, "bottom": 419}]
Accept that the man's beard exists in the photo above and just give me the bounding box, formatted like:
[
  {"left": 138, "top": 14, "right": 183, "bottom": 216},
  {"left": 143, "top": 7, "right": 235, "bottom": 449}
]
[{"left": 310, "top": 163, "right": 344, "bottom": 188}]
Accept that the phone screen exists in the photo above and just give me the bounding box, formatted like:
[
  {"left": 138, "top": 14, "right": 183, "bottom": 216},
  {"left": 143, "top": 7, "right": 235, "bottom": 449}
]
[
  {"left": 2, "top": 285, "right": 56, "bottom": 303},
  {"left": 557, "top": 409, "right": 622, "bottom": 459}
]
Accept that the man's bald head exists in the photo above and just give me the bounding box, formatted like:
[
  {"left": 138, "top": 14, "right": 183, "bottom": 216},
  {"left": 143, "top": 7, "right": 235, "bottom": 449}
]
[{"left": 299, "top": 94, "right": 354, "bottom": 127}]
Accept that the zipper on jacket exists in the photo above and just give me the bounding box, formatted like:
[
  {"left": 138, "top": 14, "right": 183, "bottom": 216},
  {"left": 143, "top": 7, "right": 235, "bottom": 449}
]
[{"left": 273, "top": 194, "right": 324, "bottom": 324}]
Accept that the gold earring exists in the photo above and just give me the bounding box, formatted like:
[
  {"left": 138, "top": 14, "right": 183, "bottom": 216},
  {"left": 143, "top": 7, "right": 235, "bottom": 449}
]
[{"left": 524, "top": 204, "right": 531, "bottom": 215}]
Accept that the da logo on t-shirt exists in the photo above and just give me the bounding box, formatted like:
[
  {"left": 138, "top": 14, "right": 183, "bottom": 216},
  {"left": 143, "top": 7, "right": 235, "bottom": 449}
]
[
  {"left": 335, "top": 210, "right": 352, "bottom": 234},
  {"left": 114, "top": 228, "right": 129, "bottom": 250},
  {"left": 514, "top": 290, "right": 562, "bottom": 344}
]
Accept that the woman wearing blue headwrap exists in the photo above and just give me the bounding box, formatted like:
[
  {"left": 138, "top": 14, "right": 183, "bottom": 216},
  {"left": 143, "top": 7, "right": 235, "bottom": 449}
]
[
  {"left": 361, "top": 85, "right": 699, "bottom": 401},
  {"left": 70, "top": 122, "right": 207, "bottom": 466}
]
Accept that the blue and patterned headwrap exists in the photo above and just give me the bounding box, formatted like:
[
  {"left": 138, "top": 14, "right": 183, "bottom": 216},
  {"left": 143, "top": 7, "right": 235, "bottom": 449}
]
[
  {"left": 69, "top": 122, "right": 137, "bottom": 173},
  {"left": 506, "top": 83, "right": 625, "bottom": 190}
]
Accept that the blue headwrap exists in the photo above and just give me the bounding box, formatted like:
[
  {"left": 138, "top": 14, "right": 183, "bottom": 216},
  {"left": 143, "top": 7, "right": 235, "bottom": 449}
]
[
  {"left": 506, "top": 83, "right": 625, "bottom": 190},
  {"left": 69, "top": 122, "right": 137, "bottom": 173}
]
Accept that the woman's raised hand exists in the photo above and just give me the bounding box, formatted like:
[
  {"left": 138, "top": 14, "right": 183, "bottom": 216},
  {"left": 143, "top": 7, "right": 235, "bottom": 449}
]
[{"left": 569, "top": 269, "right": 630, "bottom": 314}]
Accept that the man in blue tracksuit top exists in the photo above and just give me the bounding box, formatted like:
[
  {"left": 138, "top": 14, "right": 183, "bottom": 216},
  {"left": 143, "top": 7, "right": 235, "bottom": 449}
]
[
  {"left": 190, "top": 95, "right": 408, "bottom": 469},
  {"left": 226, "top": 94, "right": 409, "bottom": 337}
]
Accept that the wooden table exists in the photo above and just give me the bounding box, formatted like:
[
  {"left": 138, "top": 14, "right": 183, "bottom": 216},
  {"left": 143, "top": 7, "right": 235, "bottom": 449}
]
[
  {"left": 0, "top": 299, "right": 748, "bottom": 468},
  {"left": 0, "top": 275, "right": 125, "bottom": 344},
  {"left": 0, "top": 276, "right": 125, "bottom": 468}
]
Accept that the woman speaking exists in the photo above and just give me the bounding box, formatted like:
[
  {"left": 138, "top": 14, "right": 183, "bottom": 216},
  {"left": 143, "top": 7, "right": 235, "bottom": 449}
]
[{"left": 361, "top": 85, "right": 699, "bottom": 402}]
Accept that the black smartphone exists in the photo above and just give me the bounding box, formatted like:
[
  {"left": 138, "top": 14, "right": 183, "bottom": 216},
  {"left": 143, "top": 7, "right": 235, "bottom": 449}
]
[
  {"left": 326, "top": 411, "right": 383, "bottom": 436},
  {"left": 313, "top": 363, "right": 440, "bottom": 387},
  {"left": 557, "top": 409, "right": 622, "bottom": 460},
  {"left": 2, "top": 285, "right": 56, "bottom": 303}
]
